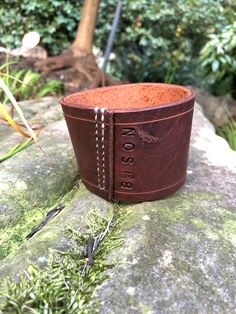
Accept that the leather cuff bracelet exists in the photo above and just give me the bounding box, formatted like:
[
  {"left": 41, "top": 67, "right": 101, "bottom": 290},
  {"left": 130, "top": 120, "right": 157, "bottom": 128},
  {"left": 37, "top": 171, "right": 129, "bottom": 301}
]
[{"left": 60, "top": 83, "right": 195, "bottom": 203}]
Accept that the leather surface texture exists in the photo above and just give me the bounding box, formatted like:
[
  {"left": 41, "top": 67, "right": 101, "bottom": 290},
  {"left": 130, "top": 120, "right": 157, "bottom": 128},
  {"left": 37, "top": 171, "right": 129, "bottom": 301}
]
[{"left": 61, "top": 83, "right": 195, "bottom": 203}]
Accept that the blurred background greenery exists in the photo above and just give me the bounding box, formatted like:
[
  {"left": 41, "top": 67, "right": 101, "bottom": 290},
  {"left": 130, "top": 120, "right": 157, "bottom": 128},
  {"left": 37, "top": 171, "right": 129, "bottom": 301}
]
[{"left": 0, "top": 0, "right": 235, "bottom": 99}]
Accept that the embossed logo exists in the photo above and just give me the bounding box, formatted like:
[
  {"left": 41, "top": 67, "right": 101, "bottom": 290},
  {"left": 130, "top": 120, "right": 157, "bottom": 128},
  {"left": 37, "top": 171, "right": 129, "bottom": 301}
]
[{"left": 120, "top": 128, "right": 135, "bottom": 190}]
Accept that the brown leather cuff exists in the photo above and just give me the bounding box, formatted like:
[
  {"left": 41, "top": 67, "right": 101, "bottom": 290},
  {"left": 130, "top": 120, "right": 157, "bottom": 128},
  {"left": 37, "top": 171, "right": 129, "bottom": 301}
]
[{"left": 60, "top": 83, "right": 195, "bottom": 203}]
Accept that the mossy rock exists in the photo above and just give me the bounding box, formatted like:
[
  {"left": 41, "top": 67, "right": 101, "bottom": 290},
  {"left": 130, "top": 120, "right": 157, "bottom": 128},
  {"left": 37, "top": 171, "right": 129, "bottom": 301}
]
[
  {"left": 0, "top": 119, "right": 78, "bottom": 260},
  {"left": 96, "top": 104, "right": 236, "bottom": 313},
  {"left": 0, "top": 104, "right": 235, "bottom": 313},
  {"left": 97, "top": 192, "right": 236, "bottom": 313},
  {"left": 0, "top": 120, "right": 78, "bottom": 228},
  {"left": 0, "top": 184, "right": 112, "bottom": 280}
]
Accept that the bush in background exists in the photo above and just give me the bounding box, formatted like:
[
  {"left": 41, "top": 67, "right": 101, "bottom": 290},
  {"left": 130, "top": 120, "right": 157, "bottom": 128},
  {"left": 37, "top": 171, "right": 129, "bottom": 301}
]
[
  {"left": 0, "top": 0, "right": 235, "bottom": 95},
  {"left": 199, "top": 22, "right": 236, "bottom": 97},
  {"left": 100, "top": 0, "right": 230, "bottom": 85},
  {"left": 0, "top": 0, "right": 82, "bottom": 55}
]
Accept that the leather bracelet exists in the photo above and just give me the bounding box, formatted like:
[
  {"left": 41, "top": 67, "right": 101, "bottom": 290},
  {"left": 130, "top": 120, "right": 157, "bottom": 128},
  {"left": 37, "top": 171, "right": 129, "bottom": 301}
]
[{"left": 60, "top": 83, "right": 195, "bottom": 203}]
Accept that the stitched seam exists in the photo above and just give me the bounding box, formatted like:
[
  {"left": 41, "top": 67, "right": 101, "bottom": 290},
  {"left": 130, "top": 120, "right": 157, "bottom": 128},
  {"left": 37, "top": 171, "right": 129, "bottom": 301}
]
[
  {"left": 81, "top": 174, "right": 185, "bottom": 194},
  {"left": 63, "top": 106, "right": 194, "bottom": 125},
  {"left": 101, "top": 108, "right": 106, "bottom": 190},
  {"left": 94, "top": 107, "right": 101, "bottom": 188},
  {"left": 115, "top": 107, "right": 194, "bottom": 125},
  {"left": 114, "top": 175, "right": 186, "bottom": 194},
  {"left": 94, "top": 107, "right": 106, "bottom": 190}
]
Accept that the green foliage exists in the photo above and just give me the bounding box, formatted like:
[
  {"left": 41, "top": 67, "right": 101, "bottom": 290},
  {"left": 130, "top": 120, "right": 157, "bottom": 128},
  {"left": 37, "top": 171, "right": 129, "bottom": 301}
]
[
  {"left": 98, "top": 0, "right": 234, "bottom": 85},
  {"left": 0, "top": 69, "right": 41, "bottom": 103},
  {"left": 36, "top": 80, "right": 64, "bottom": 98},
  {"left": 0, "top": 60, "right": 64, "bottom": 103},
  {"left": 199, "top": 22, "right": 236, "bottom": 97},
  {"left": 0, "top": 0, "right": 235, "bottom": 91},
  {"left": 0, "top": 206, "right": 129, "bottom": 313},
  {"left": 0, "top": 0, "right": 83, "bottom": 55}
]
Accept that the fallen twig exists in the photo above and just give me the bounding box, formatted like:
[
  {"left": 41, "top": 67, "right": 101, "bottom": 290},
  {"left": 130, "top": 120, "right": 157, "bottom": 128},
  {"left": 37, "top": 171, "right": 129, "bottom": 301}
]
[
  {"left": 81, "top": 214, "right": 115, "bottom": 276},
  {"left": 26, "top": 205, "right": 65, "bottom": 239}
]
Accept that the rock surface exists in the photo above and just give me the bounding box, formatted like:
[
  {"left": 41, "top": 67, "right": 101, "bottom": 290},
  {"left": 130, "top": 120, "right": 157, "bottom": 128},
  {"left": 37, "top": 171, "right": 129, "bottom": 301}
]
[
  {"left": 0, "top": 102, "right": 236, "bottom": 313},
  {"left": 19, "top": 96, "right": 63, "bottom": 125},
  {"left": 0, "top": 120, "right": 78, "bottom": 228},
  {"left": 97, "top": 103, "right": 236, "bottom": 314},
  {"left": 0, "top": 97, "right": 78, "bottom": 260},
  {"left": 0, "top": 185, "right": 112, "bottom": 279},
  {"left": 0, "top": 97, "right": 62, "bottom": 143},
  {"left": 194, "top": 88, "right": 236, "bottom": 126}
]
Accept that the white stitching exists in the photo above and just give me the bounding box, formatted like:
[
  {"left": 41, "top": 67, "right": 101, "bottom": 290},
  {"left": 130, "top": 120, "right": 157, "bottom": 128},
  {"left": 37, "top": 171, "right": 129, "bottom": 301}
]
[
  {"left": 101, "top": 108, "right": 106, "bottom": 190},
  {"left": 94, "top": 107, "right": 106, "bottom": 190},
  {"left": 94, "top": 107, "right": 101, "bottom": 188}
]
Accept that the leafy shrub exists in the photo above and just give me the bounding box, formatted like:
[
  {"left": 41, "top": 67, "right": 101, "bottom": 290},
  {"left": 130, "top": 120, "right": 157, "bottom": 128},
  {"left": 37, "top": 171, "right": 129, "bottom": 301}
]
[
  {"left": 0, "top": 0, "right": 83, "bottom": 55},
  {"left": 0, "top": 0, "right": 235, "bottom": 87},
  {"left": 97, "top": 0, "right": 234, "bottom": 85},
  {"left": 199, "top": 22, "right": 236, "bottom": 97}
]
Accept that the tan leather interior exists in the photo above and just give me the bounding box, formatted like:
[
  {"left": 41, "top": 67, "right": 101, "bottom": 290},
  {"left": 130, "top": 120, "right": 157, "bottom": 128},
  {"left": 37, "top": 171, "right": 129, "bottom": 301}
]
[{"left": 63, "top": 83, "right": 193, "bottom": 110}]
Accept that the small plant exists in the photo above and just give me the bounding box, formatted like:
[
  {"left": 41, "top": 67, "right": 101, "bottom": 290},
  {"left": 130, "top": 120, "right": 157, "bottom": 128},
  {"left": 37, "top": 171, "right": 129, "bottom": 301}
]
[
  {"left": 0, "top": 76, "right": 40, "bottom": 159},
  {"left": 37, "top": 80, "right": 64, "bottom": 98},
  {"left": 0, "top": 60, "right": 64, "bottom": 103},
  {"left": 0, "top": 58, "right": 63, "bottom": 161},
  {"left": 0, "top": 206, "right": 129, "bottom": 313},
  {"left": 0, "top": 138, "right": 34, "bottom": 162},
  {"left": 199, "top": 22, "right": 236, "bottom": 97},
  {"left": 217, "top": 114, "right": 236, "bottom": 151}
]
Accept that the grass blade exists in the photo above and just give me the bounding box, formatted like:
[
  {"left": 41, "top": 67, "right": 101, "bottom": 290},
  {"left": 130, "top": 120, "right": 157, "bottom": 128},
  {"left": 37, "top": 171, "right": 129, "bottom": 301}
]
[
  {"left": 0, "top": 103, "right": 30, "bottom": 137},
  {"left": 0, "top": 77, "right": 38, "bottom": 143},
  {"left": 0, "top": 138, "right": 34, "bottom": 162},
  {"left": 0, "top": 72, "right": 27, "bottom": 86},
  {"left": 37, "top": 80, "right": 63, "bottom": 97},
  {"left": 0, "top": 61, "right": 18, "bottom": 71}
]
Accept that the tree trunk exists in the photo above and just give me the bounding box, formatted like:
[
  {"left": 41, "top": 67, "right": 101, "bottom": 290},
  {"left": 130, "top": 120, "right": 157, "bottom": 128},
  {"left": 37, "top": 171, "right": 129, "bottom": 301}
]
[
  {"left": 72, "top": 0, "right": 100, "bottom": 57},
  {"left": 36, "top": 0, "right": 121, "bottom": 90}
]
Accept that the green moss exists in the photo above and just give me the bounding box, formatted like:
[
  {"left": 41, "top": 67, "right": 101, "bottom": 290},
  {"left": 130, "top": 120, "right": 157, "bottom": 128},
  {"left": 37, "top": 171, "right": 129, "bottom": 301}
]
[
  {"left": 223, "top": 219, "right": 236, "bottom": 234},
  {"left": 116, "top": 192, "right": 227, "bottom": 260},
  {"left": 191, "top": 218, "right": 209, "bottom": 229},
  {"left": 151, "top": 204, "right": 184, "bottom": 221},
  {"left": 121, "top": 191, "right": 236, "bottom": 290},
  {"left": 140, "top": 303, "right": 154, "bottom": 314},
  {"left": 191, "top": 207, "right": 236, "bottom": 243},
  {"left": 0, "top": 184, "right": 81, "bottom": 261},
  {"left": 0, "top": 204, "right": 130, "bottom": 313},
  {"left": 0, "top": 209, "right": 44, "bottom": 260},
  {"left": 193, "top": 218, "right": 221, "bottom": 240},
  {"left": 220, "top": 219, "right": 236, "bottom": 246}
]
